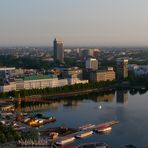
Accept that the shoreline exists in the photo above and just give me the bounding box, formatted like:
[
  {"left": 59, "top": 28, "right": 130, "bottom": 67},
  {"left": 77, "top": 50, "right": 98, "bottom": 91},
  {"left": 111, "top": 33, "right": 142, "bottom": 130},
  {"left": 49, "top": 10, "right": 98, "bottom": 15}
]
[
  {"left": 14, "top": 86, "right": 116, "bottom": 101},
  {"left": 1, "top": 84, "right": 147, "bottom": 102}
]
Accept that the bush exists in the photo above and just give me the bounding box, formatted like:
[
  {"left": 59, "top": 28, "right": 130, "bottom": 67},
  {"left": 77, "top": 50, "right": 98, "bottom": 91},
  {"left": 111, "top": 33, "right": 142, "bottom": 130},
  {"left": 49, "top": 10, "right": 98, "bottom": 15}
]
[{"left": 0, "top": 123, "right": 21, "bottom": 143}]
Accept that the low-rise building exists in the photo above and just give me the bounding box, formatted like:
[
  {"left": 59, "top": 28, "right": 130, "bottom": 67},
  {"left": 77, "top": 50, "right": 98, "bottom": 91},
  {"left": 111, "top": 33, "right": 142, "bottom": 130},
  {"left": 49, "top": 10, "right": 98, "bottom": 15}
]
[
  {"left": 61, "top": 67, "right": 83, "bottom": 79},
  {"left": 16, "top": 75, "right": 58, "bottom": 90},
  {"left": 0, "top": 74, "right": 88, "bottom": 92},
  {"left": 16, "top": 75, "right": 88, "bottom": 91},
  {"left": 68, "top": 78, "right": 88, "bottom": 85},
  {"left": 90, "top": 67, "right": 115, "bottom": 82},
  {"left": 51, "top": 79, "right": 68, "bottom": 88},
  {"left": 128, "top": 64, "right": 148, "bottom": 76},
  {"left": 0, "top": 82, "right": 16, "bottom": 93}
]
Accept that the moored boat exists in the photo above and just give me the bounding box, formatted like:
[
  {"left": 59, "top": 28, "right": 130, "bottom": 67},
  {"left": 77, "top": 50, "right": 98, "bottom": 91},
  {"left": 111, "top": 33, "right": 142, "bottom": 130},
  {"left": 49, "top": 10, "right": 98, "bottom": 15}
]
[
  {"left": 27, "top": 116, "right": 56, "bottom": 127},
  {"left": 75, "top": 131, "right": 93, "bottom": 138},
  {"left": 56, "top": 137, "right": 75, "bottom": 145},
  {"left": 78, "top": 142, "right": 109, "bottom": 148},
  {"left": 79, "top": 124, "right": 95, "bottom": 130},
  {"left": 94, "top": 126, "right": 112, "bottom": 133},
  {"left": 124, "top": 144, "right": 137, "bottom": 148}
]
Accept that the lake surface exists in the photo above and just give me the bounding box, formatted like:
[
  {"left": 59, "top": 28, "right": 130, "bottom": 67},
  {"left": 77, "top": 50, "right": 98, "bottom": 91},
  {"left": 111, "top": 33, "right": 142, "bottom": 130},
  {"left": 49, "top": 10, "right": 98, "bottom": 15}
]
[{"left": 22, "top": 90, "right": 148, "bottom": 147}]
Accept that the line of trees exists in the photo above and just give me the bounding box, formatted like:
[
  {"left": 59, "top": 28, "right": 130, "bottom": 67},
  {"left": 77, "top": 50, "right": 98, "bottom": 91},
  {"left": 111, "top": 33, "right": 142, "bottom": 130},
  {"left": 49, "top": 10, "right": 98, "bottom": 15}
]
[
  {"left": 0, "top": 80, "right": 116, "bottom": 98},
  {"left": 128, "top": 71, "right": 148, "bottom": 88}
]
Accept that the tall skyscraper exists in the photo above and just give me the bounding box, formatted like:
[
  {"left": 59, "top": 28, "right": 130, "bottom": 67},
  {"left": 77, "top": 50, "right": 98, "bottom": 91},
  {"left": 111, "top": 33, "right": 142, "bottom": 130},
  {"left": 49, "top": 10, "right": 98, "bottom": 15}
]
[
  {"left": 85, "top": 57, "right": 98, "bottom": 70},
  {"left": 53, "top": 38, "right": 64, "bottom": 63},
  {"left": 116, "top": 58, "right": 128, "bottom": 80}
]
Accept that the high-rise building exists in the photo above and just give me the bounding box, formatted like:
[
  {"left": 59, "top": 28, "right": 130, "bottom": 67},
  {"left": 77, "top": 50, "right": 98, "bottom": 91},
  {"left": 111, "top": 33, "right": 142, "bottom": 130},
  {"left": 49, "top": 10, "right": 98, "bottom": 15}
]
[
  {"left": 116, "top": 58, "right": 128, "bottom": 80},
  {"left": 53, "top": 38, "right": 64, "bottom": 63},
  {"left": 85, "top": 58, "right": 98, "bottom": 70}
]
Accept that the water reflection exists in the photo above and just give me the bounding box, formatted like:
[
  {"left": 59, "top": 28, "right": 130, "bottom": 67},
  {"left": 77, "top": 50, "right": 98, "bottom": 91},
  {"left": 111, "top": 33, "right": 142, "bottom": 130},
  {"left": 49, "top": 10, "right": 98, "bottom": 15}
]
[
  {"left": 16, "top": 90, "right": 116, "bottom": 112},
  {"left": 63, "top": 100, "right": 80, "bottom": 108},
  {"left": 16, "top": 89, "right": 144, "bottom": 112},
  {"left": 95, "top": 93, "right": 115, "bottom": 102},
  {"left": 116, "top": 90, "right": 128, "bottom": 104},
  {"left": 13, "top": 90, "right": 148, "bottom": 146}
]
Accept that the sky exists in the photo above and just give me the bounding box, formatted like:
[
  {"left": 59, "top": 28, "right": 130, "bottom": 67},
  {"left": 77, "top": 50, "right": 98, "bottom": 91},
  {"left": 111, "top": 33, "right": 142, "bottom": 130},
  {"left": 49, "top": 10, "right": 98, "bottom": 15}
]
[{"left": 0, "top": 0, "right": 148, "bottom": 47}]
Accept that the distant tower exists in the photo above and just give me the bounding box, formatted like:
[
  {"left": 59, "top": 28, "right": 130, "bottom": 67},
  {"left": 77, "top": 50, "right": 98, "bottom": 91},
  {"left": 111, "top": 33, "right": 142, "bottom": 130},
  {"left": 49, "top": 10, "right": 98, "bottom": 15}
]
[
  {"left": 53, "top": 37, "right": 64, "bottom": 63},
  {"left": 116, "top": 58, "right": 128, "bottom": 81},
  {"left": 85, "top": 57, "right": 98, "bottom": 70}
]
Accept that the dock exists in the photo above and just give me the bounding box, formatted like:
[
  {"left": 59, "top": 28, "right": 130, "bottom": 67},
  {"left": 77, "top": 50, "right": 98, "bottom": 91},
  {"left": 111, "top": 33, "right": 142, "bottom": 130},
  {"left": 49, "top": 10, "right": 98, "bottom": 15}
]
[
  {"left": 17, "top": 120, "right": 119, "bottom": 147},
  {"left": 51, "top": 120, "right": 119, "bottom": 145}
]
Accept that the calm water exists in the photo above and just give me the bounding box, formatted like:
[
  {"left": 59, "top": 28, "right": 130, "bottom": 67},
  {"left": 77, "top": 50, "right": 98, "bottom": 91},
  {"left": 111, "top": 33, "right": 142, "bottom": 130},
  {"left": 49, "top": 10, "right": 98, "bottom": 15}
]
[{"left": 23, "top": 90, "right": 148, "bottom": 147}]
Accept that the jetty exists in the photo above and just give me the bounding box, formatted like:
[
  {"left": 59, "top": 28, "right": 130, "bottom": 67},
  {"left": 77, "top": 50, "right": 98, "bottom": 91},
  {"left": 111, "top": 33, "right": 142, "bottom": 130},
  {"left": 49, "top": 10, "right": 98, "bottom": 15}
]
[
  {"left": 52, "top": 120, "right": 119, "bottom": 145},
  {"left": 17, "top": 120, "right": 119, "bottom": 147}
]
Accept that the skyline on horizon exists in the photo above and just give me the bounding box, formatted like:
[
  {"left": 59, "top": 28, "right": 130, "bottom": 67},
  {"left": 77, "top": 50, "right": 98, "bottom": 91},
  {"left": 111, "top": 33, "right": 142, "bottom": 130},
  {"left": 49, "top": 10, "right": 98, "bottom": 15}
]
[{"left": 0, "top": 0, "right": 148, "bottom": 47}]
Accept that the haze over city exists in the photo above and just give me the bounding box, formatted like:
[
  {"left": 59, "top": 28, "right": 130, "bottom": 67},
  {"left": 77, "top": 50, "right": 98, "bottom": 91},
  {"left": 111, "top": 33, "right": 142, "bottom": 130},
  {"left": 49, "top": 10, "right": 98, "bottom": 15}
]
[
  {"left": 0, "top": 0, "right": 148, "bottom": 47},
  {"left": 1, "top": 1, "right": 148, "bottom": 147}
]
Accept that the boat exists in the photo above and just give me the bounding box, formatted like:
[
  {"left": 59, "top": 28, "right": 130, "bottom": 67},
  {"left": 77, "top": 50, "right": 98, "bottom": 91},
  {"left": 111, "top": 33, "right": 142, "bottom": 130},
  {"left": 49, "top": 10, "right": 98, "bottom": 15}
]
[
  {"left": 23, "top": 117, "right": 31, "bottom": 123},
  {"left": 75, "top": 131, "right": 93, "bottom": 138},
  {"left": 28, "top": 118, "right": 40, "bottom": 126},
  {"left": 78, "top": 142, "right": 109, "bottom": 148},
  {"left": 27, "top": 116, "right": 56, "bottom": 127},
  {"left": 79, "top": 124, "right": 95, "bottom": 130},
  {"left": 94, "top": 126, "right": 112, "bottom": 133},
  {"left": 124, "top": 144, "right": 137, "bottom": 148},
  {"left": 56, "top": 137, "right": 75, "bottom": 145}
]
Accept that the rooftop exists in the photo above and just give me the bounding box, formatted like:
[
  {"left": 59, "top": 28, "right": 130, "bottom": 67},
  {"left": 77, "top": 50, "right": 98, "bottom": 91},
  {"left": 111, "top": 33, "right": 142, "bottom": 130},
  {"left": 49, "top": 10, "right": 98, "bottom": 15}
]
[
  {"left": 54, "top": 37, "right": 63, "bottom": 43},
  {"left": 16, "top": 75, "right": 57, "bottom": 81}
]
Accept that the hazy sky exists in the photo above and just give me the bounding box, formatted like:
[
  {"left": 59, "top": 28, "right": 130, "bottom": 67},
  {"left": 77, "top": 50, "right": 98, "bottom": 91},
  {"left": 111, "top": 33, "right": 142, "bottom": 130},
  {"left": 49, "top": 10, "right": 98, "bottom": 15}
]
[{"left": 0, "top": 0, "right": 148, "bottom": 46}]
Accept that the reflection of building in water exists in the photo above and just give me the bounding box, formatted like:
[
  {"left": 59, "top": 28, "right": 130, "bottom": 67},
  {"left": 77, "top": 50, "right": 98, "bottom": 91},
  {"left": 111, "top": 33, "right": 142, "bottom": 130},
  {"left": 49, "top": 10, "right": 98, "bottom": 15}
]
[
  {"left": 0, "top": 102, "right": 14, "bottom": 111},
  {"left": 116, "top": 90, "right": 128, "bottom": 104},
  {"left": 96, "top": 93, "right": 115, "bottom": 102},
  {"left": 63, "top": 100, "right": 80, "bottom": 108},
  {"left": 21, "top": 103, "right": 52, "bottom": 112},
  {"left": 21, "top": 101, "right": 65, "bottom": 112},
  {"left": 21, "top": 99, "right": 82, "bottom": 112}
]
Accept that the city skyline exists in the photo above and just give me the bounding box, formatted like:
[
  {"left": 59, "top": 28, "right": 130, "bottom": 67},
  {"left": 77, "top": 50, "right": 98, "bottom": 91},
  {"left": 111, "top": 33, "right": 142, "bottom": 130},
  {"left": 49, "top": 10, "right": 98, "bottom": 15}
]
[{"left": 0, "top": 0, "right": 148, "bottom": 46}]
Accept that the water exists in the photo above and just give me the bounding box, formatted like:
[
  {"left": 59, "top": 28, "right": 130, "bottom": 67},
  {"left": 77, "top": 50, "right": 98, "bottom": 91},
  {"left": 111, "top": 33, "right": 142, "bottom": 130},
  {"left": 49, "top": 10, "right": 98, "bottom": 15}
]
[{"left": 22, "top": 90, "right": 148, "bottom": 147}]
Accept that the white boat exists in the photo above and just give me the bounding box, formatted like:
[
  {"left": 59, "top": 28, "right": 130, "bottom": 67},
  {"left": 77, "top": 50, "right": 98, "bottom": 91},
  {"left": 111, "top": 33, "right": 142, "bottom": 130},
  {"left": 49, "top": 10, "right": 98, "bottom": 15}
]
[
  {"left": 78, "top": 142, "right": 109, "bottom": 148},
  {"left": 95, "top": 126, "right": 112, "bottom": 133},
  {"left": 75, "top": 131, "right": 93, "bottom": 138},
  {"left": 56, "top": 137, "right": 75, "bottom": 145},
  {"left": 79, "top": 124, "right": 95, "bottom": 130},
  {"left": 38, "top": 119, "right": 44, "bottom": 123},
  {"left": 23, "top": 117, "right": 31, "bottom": 123}
]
